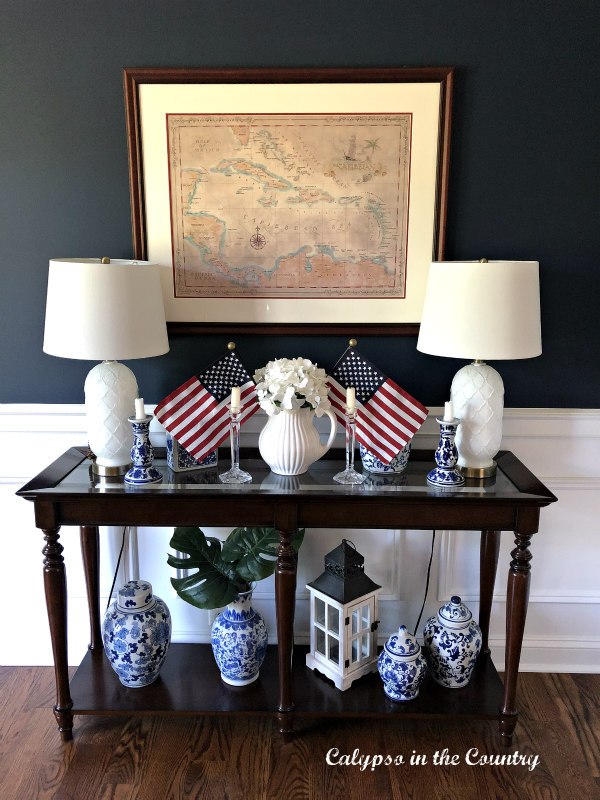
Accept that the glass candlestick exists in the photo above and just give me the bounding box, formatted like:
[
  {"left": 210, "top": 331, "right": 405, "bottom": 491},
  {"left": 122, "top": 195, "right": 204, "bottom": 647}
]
[
  {"left": 427, "top": 417, "right": 465, "bottom": 487},
  {"left": 333, "top": 408, "right": 366, "bottom": 485},
  {"left": 124, "top": 415, "right": 163, "bottom": 485},
  {"left": 219, "top": 406, "right": 252, "bottom": 484}
]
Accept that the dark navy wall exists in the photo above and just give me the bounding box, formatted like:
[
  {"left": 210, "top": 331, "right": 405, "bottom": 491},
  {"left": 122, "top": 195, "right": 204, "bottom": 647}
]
[{"left": 2, "top": 0, "right": 598, "bottom": 407}]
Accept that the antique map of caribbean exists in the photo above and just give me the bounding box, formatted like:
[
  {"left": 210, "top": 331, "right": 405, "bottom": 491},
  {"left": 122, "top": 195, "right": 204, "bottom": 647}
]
[{"left": 167, "top": 114, "right": 411, "bottom": 299}]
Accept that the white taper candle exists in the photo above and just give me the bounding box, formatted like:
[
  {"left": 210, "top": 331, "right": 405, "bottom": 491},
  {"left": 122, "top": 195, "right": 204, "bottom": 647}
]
[
  {"left": 134, "top": 397, "right": 145, "bottom": 420},
  {"left": 231, "top": 386, "right": 241, "bottom": 412},
  {"left": 346, "top": 387, "right": 356, "bottom": 412},
  {"left": 443, "top": 400, "right": 454, "bottom": 421}
]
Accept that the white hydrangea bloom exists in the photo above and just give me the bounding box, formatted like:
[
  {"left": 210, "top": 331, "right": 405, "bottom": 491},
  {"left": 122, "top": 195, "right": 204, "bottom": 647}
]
[{"left": 253, "top": 357, "right": 332, "bottom": 417}]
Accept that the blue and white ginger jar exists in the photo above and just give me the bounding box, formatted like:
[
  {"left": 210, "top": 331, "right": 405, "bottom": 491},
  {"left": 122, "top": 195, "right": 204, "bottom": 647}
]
[
  {"left": 423, "top": 595, "right": 482, "bottom": 688},
  {"left": 102, "top": 580, "right": 171, "bottom": 687},
  {"left": 378, "top": 624, "right": 428, "bottom": 701},
  {"left": 211, "top": 588, "right": 268, "bottom": 686},
  {"left": 360, "top": 441, "right": 411, "bottom": 474}
]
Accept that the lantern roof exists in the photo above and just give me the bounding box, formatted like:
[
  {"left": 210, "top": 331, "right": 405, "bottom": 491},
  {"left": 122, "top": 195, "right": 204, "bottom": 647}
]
[{"left": 307, "top": 539, "right": 381, "bottom": 604}]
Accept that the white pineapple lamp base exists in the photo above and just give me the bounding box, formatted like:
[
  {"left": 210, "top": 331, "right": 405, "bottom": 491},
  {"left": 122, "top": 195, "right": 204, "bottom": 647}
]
[
  {"left": 84, "top": 360, "right": 139, "bottom": 476},
  {"left": 450, "top": 361, "right": 504, "bottom": 478}
]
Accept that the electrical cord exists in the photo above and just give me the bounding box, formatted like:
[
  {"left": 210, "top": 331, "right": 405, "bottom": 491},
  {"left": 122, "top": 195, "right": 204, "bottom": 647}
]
[
  {"left": 413, "top": 530, "right": 436, "bottom": 637},
  {"left": 106, "top": 527, "right": 128, "bottom": 611}
]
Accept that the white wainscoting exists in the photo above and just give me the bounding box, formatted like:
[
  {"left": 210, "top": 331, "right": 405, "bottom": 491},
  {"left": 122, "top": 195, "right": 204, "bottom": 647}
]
[{"left": 1, "top": 404, "right": 599, "bottom": 672}]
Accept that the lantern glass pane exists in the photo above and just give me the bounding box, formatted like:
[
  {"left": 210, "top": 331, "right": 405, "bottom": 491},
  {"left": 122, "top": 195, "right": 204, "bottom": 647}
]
[
  {"left": 316, "top": 627, "right": 326, "bottom": 655},
  {"left": 352, "top": 609, "right": 360, "bottom": 635},
  {"left": 352, "top": 638, "right": 359, "bottom": 663},
  {"left": 328, "top": 636, "right": 339, "bottom": 665},
  {"left": 328, "top": 605, "right": 339, "bottom": 635},
  {"left": 362, "top": 633, "right": 370, "bottom": 658},
  {"left": 315, "top": 597, "right": 326, "bottom": 627},
  {"left": 362, "top": 604, "right": 370, "bottom": 629}
]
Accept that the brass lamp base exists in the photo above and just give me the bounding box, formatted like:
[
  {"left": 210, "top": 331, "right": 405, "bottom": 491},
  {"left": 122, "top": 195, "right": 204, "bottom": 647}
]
[{"left": 458, "top": 462, "right": 497, "bottom": 479}]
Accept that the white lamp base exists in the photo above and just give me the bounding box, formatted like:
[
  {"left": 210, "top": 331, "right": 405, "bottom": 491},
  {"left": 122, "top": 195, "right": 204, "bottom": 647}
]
[
  {"left": 450, "top": 361, "right": 504, "bottom": 478},
  {"left": 84, "top": 361, "right": 139, "bottom": 473}
]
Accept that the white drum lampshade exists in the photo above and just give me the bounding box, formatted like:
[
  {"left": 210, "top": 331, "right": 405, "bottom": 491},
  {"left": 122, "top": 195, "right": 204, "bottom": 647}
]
[
  {"left": 43, "top": 258, "right": 170, "bottom": 475},
  {"left": 417, "top": 260, "right": 541, "bottom": 477}
]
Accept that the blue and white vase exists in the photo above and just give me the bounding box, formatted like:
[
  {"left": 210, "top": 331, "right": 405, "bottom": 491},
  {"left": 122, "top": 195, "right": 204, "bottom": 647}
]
[
  {"left": 423, "top": 595, "right": 482, "bottom": 688},
  {"left": 211, "top": 588, "right": 268, "bottom": 686},
  {"left": 378, "top": 625, "right": 428, "bottom": 701},
  {"left": 102, "top": 580, "right": 171, "bottom": 687},
  {"left": 360, "top": 441, "right": 412, "bottom": 474}
]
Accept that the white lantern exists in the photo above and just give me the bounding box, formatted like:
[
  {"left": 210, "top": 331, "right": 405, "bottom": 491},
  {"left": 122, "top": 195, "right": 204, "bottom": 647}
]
[{"left": 306, "top": 540, "right": 381, "bottom": 691}]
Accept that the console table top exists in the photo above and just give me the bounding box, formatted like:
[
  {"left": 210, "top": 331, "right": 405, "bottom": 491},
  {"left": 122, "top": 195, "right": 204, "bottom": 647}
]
[{"left": 18, "top": 447, "right": 556, "bottom": 505}]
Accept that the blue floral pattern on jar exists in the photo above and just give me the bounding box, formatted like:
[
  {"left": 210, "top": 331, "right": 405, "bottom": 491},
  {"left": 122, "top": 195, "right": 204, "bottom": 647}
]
[
  {"left": 125, "top": 417, "right": 163, "bottom": 485},
  {"left": 211, "top": 589, "right": 268, "bottom": 686},
  {"left": 360, "top": 442, "right": 411, "bottom": 474},
  {"left": 427, "top": 418, "right": 465, "bottom": 487},
  {"left": 423, "top": 595, "right": 482, "bottom": 688},
  {"left": 167, "top": 433, "right": 218, "bottom": 472},
  {"left": 377, "top": 625, "right": 428, "bottom": 701},
  {"left": 102, "top": 580, "right": 171, "bottom": 687}
]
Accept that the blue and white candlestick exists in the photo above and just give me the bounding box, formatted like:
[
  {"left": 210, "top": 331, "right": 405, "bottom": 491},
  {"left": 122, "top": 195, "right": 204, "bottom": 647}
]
[
  {"left": 427, "top": 402, "right": 465, "bottom": 488},
  {"left": 124, "top": 401, "right": 162, "bottom": 485}
]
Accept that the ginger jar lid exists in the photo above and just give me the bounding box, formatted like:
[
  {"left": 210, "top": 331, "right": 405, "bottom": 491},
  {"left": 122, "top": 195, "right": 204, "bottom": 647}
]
[
  {"left": 438, "top": 595, "right": 472, "bottom": 629},
  {"left": 117, "top": 580, "right": 154, "bottom": 612},
  {"left": 384, "top": 625, "right": 421, "bottom": 660}
]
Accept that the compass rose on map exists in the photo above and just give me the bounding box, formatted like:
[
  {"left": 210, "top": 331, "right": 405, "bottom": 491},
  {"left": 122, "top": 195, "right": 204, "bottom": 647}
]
[{"left": 250, "top": 226, "right": 267, "bottom": 250}]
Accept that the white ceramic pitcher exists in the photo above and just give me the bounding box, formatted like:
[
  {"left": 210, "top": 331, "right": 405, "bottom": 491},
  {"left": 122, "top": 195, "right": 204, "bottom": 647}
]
[{"left": 258, "top": 407, "right": 337, "bottom": 475}]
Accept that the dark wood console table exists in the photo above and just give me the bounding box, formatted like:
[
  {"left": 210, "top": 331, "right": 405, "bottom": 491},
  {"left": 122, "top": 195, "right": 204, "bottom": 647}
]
[{"left": 18, "top": 447, "right": 556, "bottom": 743}]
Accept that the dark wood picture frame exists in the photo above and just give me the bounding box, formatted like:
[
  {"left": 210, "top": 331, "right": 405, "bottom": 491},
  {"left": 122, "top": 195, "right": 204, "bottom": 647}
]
[{"left": 124, "top": 66, "right": 454, "bottom": 336}]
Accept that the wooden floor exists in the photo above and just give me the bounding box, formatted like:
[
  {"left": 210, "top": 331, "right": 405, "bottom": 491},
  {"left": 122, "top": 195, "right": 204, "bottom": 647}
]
[{"left": 0, "top": 667, "right": 598, "bottom": 800}]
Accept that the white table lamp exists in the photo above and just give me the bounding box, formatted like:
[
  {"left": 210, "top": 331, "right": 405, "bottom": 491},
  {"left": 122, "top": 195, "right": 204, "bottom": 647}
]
[
  {"left": 417, "top": 260, "right": 541, "bottom": 477},
  {"left": 43, "top": 258, "right": 169, "bottom": 475}
]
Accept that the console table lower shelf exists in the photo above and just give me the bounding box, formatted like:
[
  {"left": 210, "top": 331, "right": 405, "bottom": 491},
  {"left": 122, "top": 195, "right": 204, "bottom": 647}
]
[{"left": 70, "top": 643, "right": 504, "bottom": 724}]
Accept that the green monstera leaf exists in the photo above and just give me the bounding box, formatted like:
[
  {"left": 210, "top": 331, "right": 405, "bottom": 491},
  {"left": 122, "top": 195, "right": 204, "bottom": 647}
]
[
  {"left": 168, "top": 526, "right": 245, "bottom": 609},
  {"left": 221, "top": 527, "right": 305, "bottom": 583},
  {"left": 168, "top": 525, "right": 305, "bottom": 609}
]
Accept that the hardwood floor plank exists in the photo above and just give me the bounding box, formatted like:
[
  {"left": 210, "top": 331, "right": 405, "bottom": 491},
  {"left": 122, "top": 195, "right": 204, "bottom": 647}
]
[
  {"left": 8, "top": 710, "right": 77, "bottom": 800},
  {"left": 384, "top": 719, "right": 489, "bottom": 800},
  {"left": 546, "top": 673, "right": 600, "bottom": 777},
  {"left": 266, "top": 743, "right": 310, "bottom": 798},
  {"left": 0, "top": 667, "right": 36, "bottom": 720},
  {"left": 96, "top": 785, "right": 135, "bottom": 800}
]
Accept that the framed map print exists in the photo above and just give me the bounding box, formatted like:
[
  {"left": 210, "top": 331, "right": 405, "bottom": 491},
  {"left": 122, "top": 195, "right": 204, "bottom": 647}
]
[{"left": 124, "top": 67, "right": 453, "bottom": 334}]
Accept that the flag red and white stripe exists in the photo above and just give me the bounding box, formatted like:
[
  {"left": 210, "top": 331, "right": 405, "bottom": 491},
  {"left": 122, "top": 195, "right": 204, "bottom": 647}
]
[
  {"left": 328, "top": 348, "right": 428, "bottom": 464},
  {"left": 154, "top": 351, "right": 258, "bottom": 463}
]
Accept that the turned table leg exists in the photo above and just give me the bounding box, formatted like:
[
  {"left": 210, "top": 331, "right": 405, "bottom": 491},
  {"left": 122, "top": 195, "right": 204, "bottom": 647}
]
[
  {"left": 42, "top": 526, "right": 73, "bottom": 741},
  {"left": 499, "top": 527, "right": 535, "bottom": 743},
  {"left": 479, "top": 530, "right": 500, "bottom": 655},
  {"left": 80, "top": 526, "right": 102, "bottom": 651},
  {"left": 275, "top": 521, "right": 298, "bottom": 740}
]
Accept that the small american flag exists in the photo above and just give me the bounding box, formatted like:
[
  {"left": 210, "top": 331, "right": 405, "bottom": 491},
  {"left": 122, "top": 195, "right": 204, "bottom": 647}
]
[
  {"left": 155, "top": 350, "right": 258, "bottom": 463},
  {"left": 328, "top": 348, "right": 428, "bottom": 464}
]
